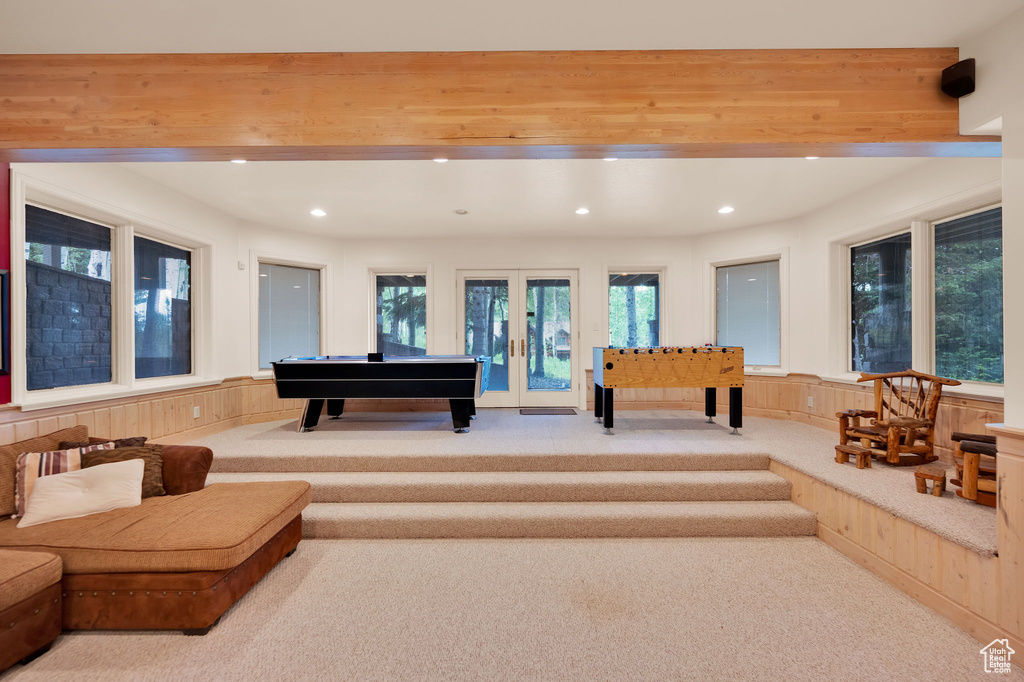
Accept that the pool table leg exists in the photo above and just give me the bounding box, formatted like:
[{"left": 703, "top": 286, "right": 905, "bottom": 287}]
[
  {"left": 327, "top": 399, "right": 345, "bottom": 419},
  {"left": 299, "top": 399, "right": 324, "bottom": 432},
  {"left": 450, "top": 399, "right": 474, "bottom": 433}
]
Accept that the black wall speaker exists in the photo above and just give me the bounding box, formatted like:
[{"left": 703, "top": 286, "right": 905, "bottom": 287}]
[{"left": 941, "top": 58, "right": 976, "bottom": 98}]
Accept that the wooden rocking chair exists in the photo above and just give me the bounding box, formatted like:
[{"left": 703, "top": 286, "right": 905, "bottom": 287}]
[{"left": 836, "top": 370, "right": 961, "bottom": 467}]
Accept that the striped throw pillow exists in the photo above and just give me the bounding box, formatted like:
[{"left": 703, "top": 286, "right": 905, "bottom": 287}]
[{"left": 13, "top": 442, "right": 116, "bottom": 518}]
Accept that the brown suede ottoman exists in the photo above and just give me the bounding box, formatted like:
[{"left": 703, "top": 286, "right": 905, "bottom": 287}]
[
  {"left": 0, "top": 550, "right": 62, "bottom": 671},
  {"left": 0, "top": 481, "right": 311, "bottom": 633}
]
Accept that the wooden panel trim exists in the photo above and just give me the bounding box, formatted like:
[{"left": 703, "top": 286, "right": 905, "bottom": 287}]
[
  {"left": 0, "top": 49, "right": 1000, "bottom": 161},
  {"left": 771, "top": 459, "right": 1018, "bottom": 648},
  {"left": 818, "top": 524, "right": 1021, "bottom": 653}
]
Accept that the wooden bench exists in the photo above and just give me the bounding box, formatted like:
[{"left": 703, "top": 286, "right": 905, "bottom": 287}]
[
  {"left": 835, "top": 443, "right": 872, "bottom": 469},
  {"left": 915, "top": 465, "right": 946, "bottom": 497}
]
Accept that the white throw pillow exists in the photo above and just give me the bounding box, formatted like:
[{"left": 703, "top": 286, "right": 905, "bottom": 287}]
[{"left": 17, "top": 459, "right": 145, "bottom": 529}]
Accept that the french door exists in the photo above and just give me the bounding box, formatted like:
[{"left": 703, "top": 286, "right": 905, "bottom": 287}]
[{"left": 457, "top": 269, "right": 579, "bottom": 407}]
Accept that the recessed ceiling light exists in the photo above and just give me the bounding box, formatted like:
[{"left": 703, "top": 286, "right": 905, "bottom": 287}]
[
  {"left": 433, "top": 158, "right": 448, "bottom": 163},
  {"left": 454, "top": 209, "right": 469, "bottom": 215},
  {"left": 748, "top": 278, "right": 757, "bottom": 282},
  {"left": 230, "top": 159, "right": 247, "bottom": 164},
  {"left": 310, "top": 208, "right": 327, "bottom": 217},
  {"left": 575, "top": 208, "right": 590, "bottom": 215},
  {"left": 718, "top": 206, "right": 735, "bottom": 214},
  {"left": 805, "top": 156, "right": 819, "bottom": 160},
  {"left": 603, "top": 157, "right": 618, "bottom": 161},
  {"left": 293, "top": 285, "right": 301, "bottom": 289},
  {"left": 259, "top": 273, "right": 268, "bottom": 277}
]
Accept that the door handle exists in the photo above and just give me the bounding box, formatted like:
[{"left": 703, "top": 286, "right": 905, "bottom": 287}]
[
  {"left": 521, "top": 339, "right": 526, "bottom": 356},
  {"left": 510, "top": 339, "right": 515, "bottom": 357}
]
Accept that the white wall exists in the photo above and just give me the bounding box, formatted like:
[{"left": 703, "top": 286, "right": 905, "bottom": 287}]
[
  {"left": 961, "top": 6, "right": 1024, "bottom": 425},
  {"left": 689, "top": 157, "right": 1002, "bottom": 380},
  {"left": 10, "top": 156, "right": 1003, "bottom": 408}
]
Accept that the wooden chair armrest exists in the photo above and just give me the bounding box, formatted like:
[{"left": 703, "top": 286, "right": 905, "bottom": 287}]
[
  {"left": 875, "top": 416, "right": 932, "bottom": 429},
  {"left": 952, "top": 431, "right": 997, "bottom": 445},
  {"left": 836, "top": 409, "right": 878, "bottom": 419}
]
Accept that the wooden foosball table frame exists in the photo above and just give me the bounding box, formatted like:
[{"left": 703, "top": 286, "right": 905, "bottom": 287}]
[{"left": 592, "top": 346, "right": 744, "bottom": 435}]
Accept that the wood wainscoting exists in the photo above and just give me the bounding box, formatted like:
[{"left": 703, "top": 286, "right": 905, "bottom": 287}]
[
  {"left": 0, "top": 377, "right": 301, "bottom": 446},
  {"left": 584, "top": 371, "right": 1003, "bottom": 463},
  {"left": 770, "top": 461, "right": 1020, "bottom": 652}
]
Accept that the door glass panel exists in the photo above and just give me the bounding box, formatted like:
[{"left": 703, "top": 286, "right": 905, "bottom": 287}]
[
  {"left": 526, "top": 278, "right": 571, "bottom": 391},
  {"left": 464, "top": 279, "right": 509, "bottom": 391},
  {"left": 376, "top": 274, "right": 427, "bottom": 356}
]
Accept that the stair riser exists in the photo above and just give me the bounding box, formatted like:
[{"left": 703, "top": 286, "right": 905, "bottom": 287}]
[
  {"left": 211, "top": 453, "right": 771, "bottom": 474},
  {"left": 302, "top": 517, "right": 817, "bottom": 539},
  {"left": 300, "top": 482, "right": 792, "bottom": 503}
]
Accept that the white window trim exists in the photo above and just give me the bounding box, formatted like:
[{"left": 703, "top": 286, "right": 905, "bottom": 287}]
[
  {"left": 704, "top": 248, "right": 789, "bottom": 376},
  {"left": 825, "top": 182, "right": 1004, "bottom": 400},
  {"left": 603, "top": 265, "right": 668, "bottom": 348},
  {"left": 249, "top": 251, "right": 331, "bottom": 379},
  {"left": 11, "top": 170, "right": 215, "bottom": 411},
  {"left": 367, "top": 265, "right": 433, "bottom": 355}
]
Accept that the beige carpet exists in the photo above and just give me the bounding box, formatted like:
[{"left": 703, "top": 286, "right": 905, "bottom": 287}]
[
  {"left": 195, "top": 409, "right": 998, "bottom": 554},
  {"left": 4, "top": 538, "right": 1018, "bottom": 681}
]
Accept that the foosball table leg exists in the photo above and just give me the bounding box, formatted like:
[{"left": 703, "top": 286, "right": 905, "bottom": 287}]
[
  {"left": 705, "top": 388, "right": 717, "bottom": 424},
  {"left": 603, "top": 387, "right": 614, "bottom": 435},
  {"left": 728, "top": 387, "right": 743, "bottom": 435},
  {"left": 594, "top": 381, "right": 604, "bottom": 423}
]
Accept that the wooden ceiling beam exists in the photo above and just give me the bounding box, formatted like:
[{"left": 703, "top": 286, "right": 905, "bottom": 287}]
[{"left": 0, "top": 49, "right": 1001, "bottom": 161}]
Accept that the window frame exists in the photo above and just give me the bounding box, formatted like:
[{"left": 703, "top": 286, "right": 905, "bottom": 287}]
[
  {"left": 368, "top": 265, "right": 432, "bottom": 355},
  {"left": 11, "top": 171, "right": 215, "bottom": 410},
  {"left": 249, "top": 251, "right": 330, "bottom": 378},
  {"left": 705, "top": 249, "right": 789, "bottom": 376},
  {"left": 604, "top": 266, "right": 667, "bottom": 349},
  {"left": 826, "top": 184, "right": 1003, "bottom": 399}
]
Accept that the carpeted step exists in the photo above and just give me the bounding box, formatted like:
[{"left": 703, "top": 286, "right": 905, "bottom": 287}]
[
  {"left": 300, "top": 500, "right": 817, "bottom": 539},
  {"left": 209, "top": 451, "right": 771, "bottom": 474},
  {"left": 207, "top": 470, "right": 792, "bottom": 503}
]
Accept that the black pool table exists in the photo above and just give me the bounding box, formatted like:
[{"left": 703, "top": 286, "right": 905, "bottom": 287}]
[{"left": 271, "top": 355, "right": 490, "bottom": 433}]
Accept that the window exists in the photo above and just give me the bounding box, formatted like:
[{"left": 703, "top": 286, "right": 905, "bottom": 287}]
[
  {"left": 15, "top": 183, "right": 208, "bottom": 407},
  {"left": 376, "top": 274, "right": 427, "bottom": 355},
  {"left": 24, "top": 205, "right": 113, "bottom": 390},
  {"left": 135, "top": 237, "right": 192, "bottom": 379},
  {"left": 716, "top": 260, "right": 780, "bottom": 366},
  {"left": 464, "top": 279, "right": 509, "bottom": 391},
  {"left": 934, "top": 207, "right": 1002, "bottom": 383},
  {"left": 840, "top": 203, "right": 1002, "bottom": 386},
  {"left": 608, "top": 273, "right": 659, "bottom": 347},
  {"left": 259, "top": 263, "right": 321, "bottom": 369},
  {"left": 850, "top": 233, "right": 912, "bottom": 374}
]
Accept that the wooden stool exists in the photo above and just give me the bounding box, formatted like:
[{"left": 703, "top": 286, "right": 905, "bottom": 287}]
[
  {"left": 835, "top": 444, "right": 872, "bottom": 469},
  {"left": 915, "top": 465, "right": 946, "bottom": 496}
]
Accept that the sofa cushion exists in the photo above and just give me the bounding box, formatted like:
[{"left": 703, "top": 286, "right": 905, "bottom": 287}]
[
  {"left": 14, "top": 443, "right": 116, "bottom": 518},
  {"left": 18, "top": 459, "right": 145, "bottom": 529},
  {"left": 1, "top": 426, "right": 90, "bottom": 518},
  {"left": 0, "top": 481, "right": 311, "bottom": 574},
  {"left": 59, "top": 436, "right": 148, "bottom": 451},
  {"left": 0, "top": 549, "right": 62, "bottom": 611},
  {"left": 82, "top": 445, "right": 165, "bottom": 498}
]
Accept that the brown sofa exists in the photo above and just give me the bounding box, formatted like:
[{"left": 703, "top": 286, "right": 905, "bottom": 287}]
[
  {"left": 0, "top": 549, "right": 62, "bottom": 671},
  {"left": 0, "top": 426, "right": 311, "bottom": 639}
]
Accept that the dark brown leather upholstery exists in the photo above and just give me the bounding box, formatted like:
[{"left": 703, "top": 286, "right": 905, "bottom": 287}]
[
  {"left": 61, "top": 515, "right": 301, "bottom": 631},
  {"left": 0, "top": 583, "right": 62, "bottom": 671},
  {"left": 160, "top": 445, "right": 214, "bottom": 495}
]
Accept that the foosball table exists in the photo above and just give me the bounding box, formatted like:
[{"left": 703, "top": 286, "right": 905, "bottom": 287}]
[{"left": 592, "top": 346, "right": 744, "bottom": 434}]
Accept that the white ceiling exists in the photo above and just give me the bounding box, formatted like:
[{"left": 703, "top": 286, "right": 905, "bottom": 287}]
[
  {"left": 1, "top": 0, "right": 1022, "bottom": 54},
  {"left": 116, "top": 158, "right": 945, "bottom": 238}
]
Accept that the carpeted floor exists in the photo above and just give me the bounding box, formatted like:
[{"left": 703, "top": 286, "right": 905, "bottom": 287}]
[
  {"left": 196, "top": 409, "right": 998, "bottom": 554},
  {"left": 4, "top": 538, "right": 1017, "bottom": 681}
]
